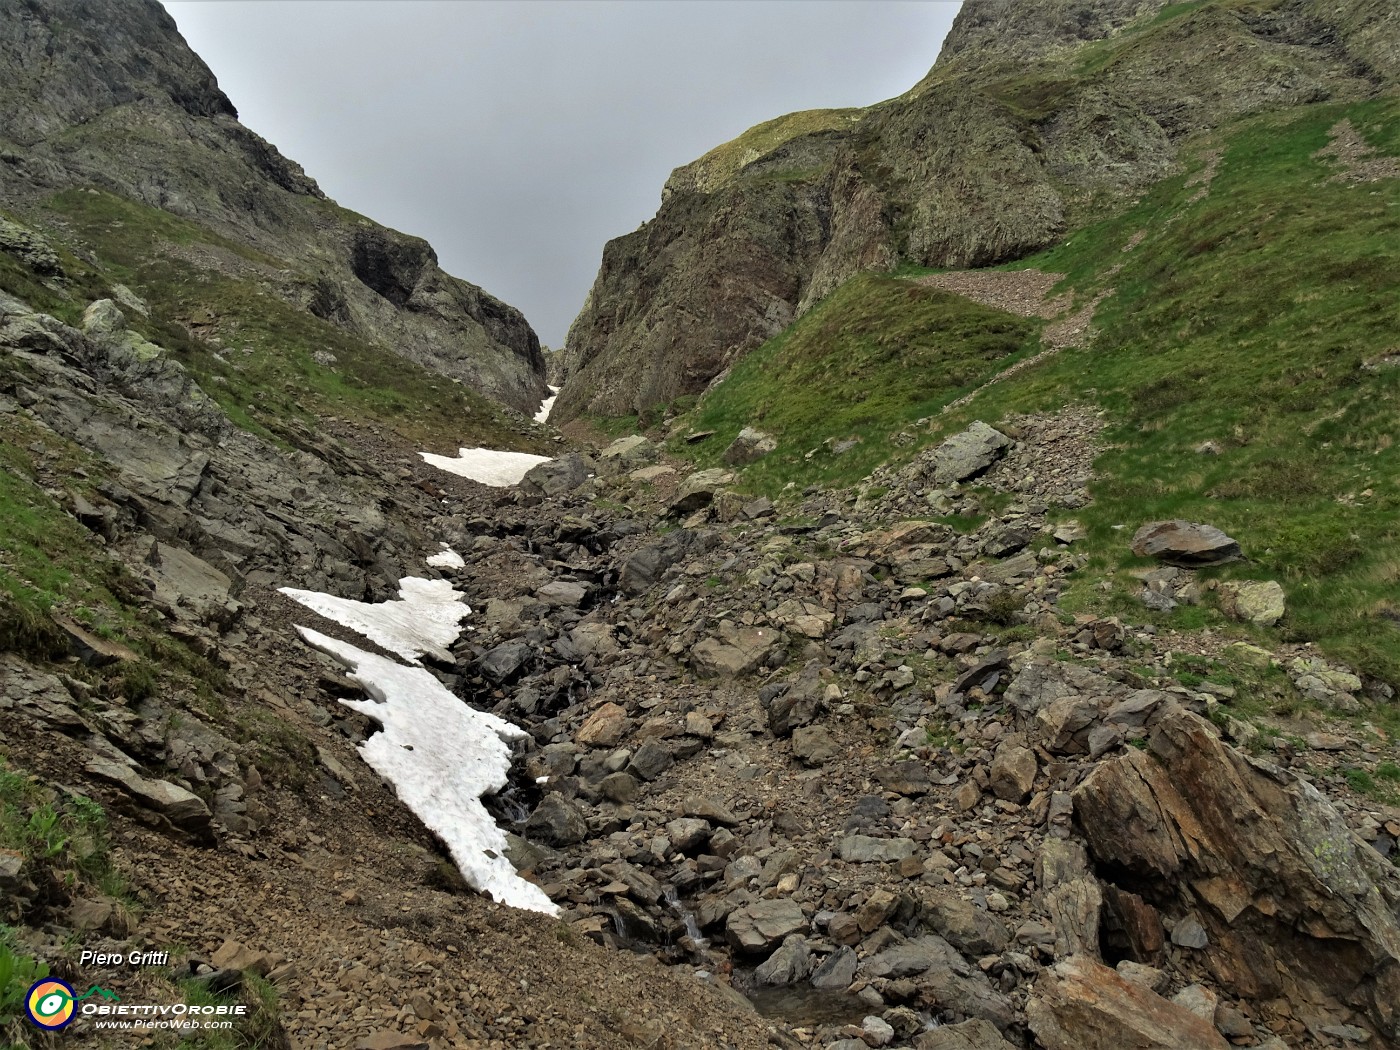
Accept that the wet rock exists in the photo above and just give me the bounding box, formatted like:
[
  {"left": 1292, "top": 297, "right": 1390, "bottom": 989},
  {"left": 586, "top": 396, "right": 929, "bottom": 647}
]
[
  {"left": 1075, "top": 707, "right": 1400, "bottom": 1041},
  {"left": 1130, "top": 521, "right": 1241, "bottom": 567},
  {"left": 755, "top": 934, "right": 811, "bottom": 985},
  {"left": 523, "top": 794, "right": 588, "bottom": 846},
  {"left": 726, "top": 898, "right": 807, "bottom": 954},
  {"left": 611, "top": 897, "right": 665, "bottom": 942},
  {"left": 810, "top": 945, "right": 858, "bottom": 990},
  {"left": 931, "top": 422, "right": 1012, "bottom": 485},
  {"left": 722, "top": 427, "right": 777, "bottom": 466},
  {"left": 1027, "top": 955, "right": 1228, "bottom": 1050}
]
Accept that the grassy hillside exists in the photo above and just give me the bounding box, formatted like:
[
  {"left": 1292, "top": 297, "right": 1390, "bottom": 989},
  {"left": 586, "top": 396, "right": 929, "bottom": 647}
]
[
  {"left": 675, "top": 275, "right": 1039, "bottom": 489},
  {"left": 671, "top": 94, "right": 1400, "bottom": 684},
  {"left": 3, "top": 189, "right": 543, "bottom": 454}
]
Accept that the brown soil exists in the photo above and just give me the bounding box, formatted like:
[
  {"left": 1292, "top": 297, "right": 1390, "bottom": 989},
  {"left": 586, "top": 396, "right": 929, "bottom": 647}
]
[{"left": 1314, "top": 120, "right": 1400, "bottom": 184}]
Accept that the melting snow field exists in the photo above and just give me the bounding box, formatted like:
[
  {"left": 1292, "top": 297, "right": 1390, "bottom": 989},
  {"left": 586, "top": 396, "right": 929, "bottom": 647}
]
[
  {"left": 284, "top": 437, "right": 564, "bottom": 914},
  {"left": 420, "top": 446, "right": 551, "bottom": 487},
  {"left": 534, "top": 385, "right": 560, "bottom": 424},
  {"left": 279, "top": 577, "right": 470, "bottom": 663},
  {"left": 426, "top": 546, "right": 465, "bottom": 569},
  {"left": 295, "top": 627, "right": 558, "bottom": 915}
]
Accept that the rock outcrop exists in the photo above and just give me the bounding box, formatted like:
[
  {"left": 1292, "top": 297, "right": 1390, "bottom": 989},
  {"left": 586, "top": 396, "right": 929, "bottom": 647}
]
[
  {"left": 553, "top": 0, "right": 1388, "bottom": 421},
  {"left": 1074, "top": 707, "right": 1400, "bottom": 1042},
  {"left": 0, "top": 0, "right": 546, "bottom": 411}
]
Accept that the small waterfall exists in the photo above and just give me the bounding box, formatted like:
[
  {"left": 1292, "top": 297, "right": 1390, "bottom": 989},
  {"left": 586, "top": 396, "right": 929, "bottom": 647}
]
[
  {"left": 663, "top": 885, "right": 708, "bottom": 951},
  {"left": 485, "top": 783, "right": 532, "bottom": 826}
]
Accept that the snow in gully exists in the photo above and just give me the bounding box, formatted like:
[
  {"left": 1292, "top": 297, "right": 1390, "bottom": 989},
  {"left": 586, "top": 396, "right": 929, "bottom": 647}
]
[{"left": 280, "top": 487, "right": 565, "bottom": 916}]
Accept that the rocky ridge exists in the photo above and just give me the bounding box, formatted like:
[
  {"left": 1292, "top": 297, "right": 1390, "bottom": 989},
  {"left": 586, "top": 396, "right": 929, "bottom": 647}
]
[
  {"left": 553, "top": 0, "right": 1393, "bottom": 422},
  {"left": 0, "top": 0, "right": 547, "bottom": 412}
]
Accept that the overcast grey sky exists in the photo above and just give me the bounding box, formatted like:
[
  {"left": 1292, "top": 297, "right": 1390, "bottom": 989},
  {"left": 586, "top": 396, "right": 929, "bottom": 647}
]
[{"left": 160, "top": 1, "right": 962, "bottom": 347}]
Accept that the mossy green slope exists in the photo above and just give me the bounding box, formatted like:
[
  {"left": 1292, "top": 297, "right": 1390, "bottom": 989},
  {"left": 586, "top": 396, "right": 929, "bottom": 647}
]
[
  {"left": 2, "top": 190, "right": 542, "bottom": 455},
  {"left": 676, "top": 94, "right": 1400, "bottom": 684},
  {"left": 676, "top": 276, "right": 1038, "bottom": 490}
]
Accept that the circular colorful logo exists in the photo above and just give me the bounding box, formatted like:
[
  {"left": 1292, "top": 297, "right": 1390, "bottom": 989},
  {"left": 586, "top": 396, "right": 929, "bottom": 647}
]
[{"left": 26, "top": 978, "right": 76, "bottom": 1030}]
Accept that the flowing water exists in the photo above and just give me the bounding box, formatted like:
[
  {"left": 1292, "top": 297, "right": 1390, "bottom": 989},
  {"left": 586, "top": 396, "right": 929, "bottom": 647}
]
[{"left": 663, "top": 885, "right": 708, "bottom": 950}]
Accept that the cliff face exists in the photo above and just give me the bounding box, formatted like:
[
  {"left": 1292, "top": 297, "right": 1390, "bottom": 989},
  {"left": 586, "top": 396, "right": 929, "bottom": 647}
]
[
  {"left": 0, "top": 0, "right": 546, "bottom": 412},
  {"left": 554, "top": 0, "right": 1391, "bottom": 423}
]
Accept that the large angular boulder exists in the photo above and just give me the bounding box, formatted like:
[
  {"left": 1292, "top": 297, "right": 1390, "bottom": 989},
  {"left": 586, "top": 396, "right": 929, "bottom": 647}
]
[
  {"left": 1130, "top": 520, "right": 1241, "bottom": 567},
  {"left": 919, "top": 886, "right": 1009, "bottom": 956},
  {"left": 930, "top": 422, "right": 1012, "bottom": 485},
  {"left": 520, "top": 452, "right": 593, "bottom": 497},
  {"left": 691, "top": 622, "right": 786, "bottom": 678},
  {"left": 523, "top": 795, "right": 588, "bottom": 846},
  {"left": 616, "top": 529, "right": 719, "bottom": 596},
  {"left": 912, "top": 1019, "right": 1016, "bottom": 1050},
  {"left": 725, "top": 898, "right": 807, "bottom": 954},
  {"left": 85, "top": 758, "right": 212, "bottom": 838},
  {"left": 1027, "top": 955, "right": 1228, "bottom": 1050},
  {"left": 1074, "top": 707, "right": 1400, "bottom": 1042},
  {"left": 596, "top": 435, "right": 656, "bottom": 475},
  {"left": 722, "top": 427, "right": 777, "bottom": 466},
  {"left": 1219, "top": 580, "right": 1285, "bottom": 626},
  {"left": 667, "top": 468, "right": 734, "bottom": 516},
  {"left": 989, "top": 742, "right": 1037, "bottom": 801},
  {"left": 575, "top": 702, "right": 631, "bottom": 748},
  {"left": 862, "top": 935, "right": 1015, "bottom": 1031}
]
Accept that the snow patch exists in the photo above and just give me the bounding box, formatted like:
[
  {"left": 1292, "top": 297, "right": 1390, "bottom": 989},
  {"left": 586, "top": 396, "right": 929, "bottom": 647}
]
[
  {"left": 426, "top": 547, "right": 465, "bottom": 569},
  {"left": 534, "top": 385, "right": 560, "bottom": 424},
  {"left": 295, "top": 627, "right": 558, "bottom": 916},
  {"left": 279, "top": 577, "right": 469, "bottom": 663},
  {"left": 420, "top": 447, "right": 551, "bottom": 487}
]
